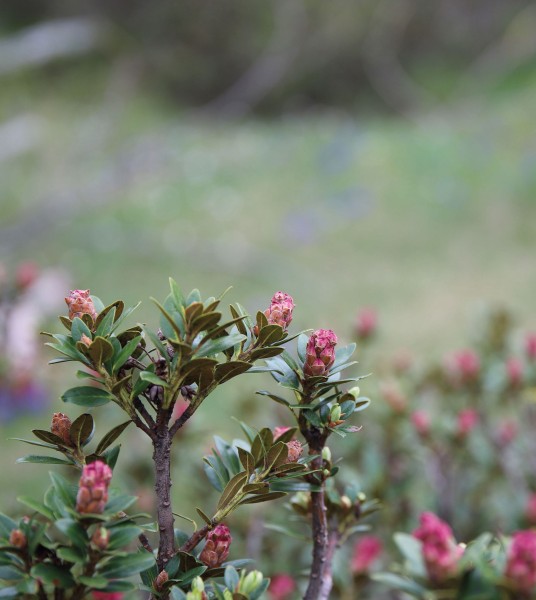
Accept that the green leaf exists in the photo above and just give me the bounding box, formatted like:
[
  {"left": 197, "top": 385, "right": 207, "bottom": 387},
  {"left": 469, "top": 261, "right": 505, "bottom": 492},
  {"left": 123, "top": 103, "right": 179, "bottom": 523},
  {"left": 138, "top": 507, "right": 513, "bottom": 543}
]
[
  {"left": 112, "top": 335, "right": 142, "bottom": 374},
  {"left": 69, "top": 413, "right": 94, "bottom": 449},
  {"left": 16, "top": 455, "right": 73, "bottom": 466},
  {"left": 249, "top": 347, "right": 285, "bottom": 360},
  {"left": 108, "top": 525, "right": 143, "bottom": 550},
  {"left": 98, "top": 550, "right": 156, "bottom": 579},
  {"left": 371, "top": 573, "right": 426, "bottom": 598},
  {"left": 354, "top": 397, "right": 371, "bottom": 412},
  {"left": 152, "top": 297, "right": 183, "bottom": 341},
  {"left": 394, "top": 533, "right": 426, "bottom": 578},
  {"left": 101, "top": 445, "right": 121, "bottom": 470},
  {"left": 239, "top": 491, "right": 286, "bottom": 505},
  {"left": 213, "top": 436, "right": 241, "bottom": 475},
  {"left": 332, "top": 343, "right": 356, "bottom": 369},
  {"left": 224, "top": 565, "right": 240, "bottom": 592},
  {"left": 16, "top": 497, "right": 54, "bottom": 520},
  {"left": 169, "top": 278, "right": 185, "bottom": 309},
  {"left": 32, "top": 430, "right": 66, "bottom": 446},
  {"left": 56, "top": 546, "right": 86, "bottom": 563},
  {"left": 78, "top": 575, "right": 109, "bottom": 589},
  {"left": 217, "top": 472, "right": 248, "bottom": 511},
  {"left": 237, "top": 448, "right": 254, "bottom": 474},
  {"left": 256, "top": 324, "right": 285, "bottom": 347},
  {"left": 94, "top": 306, "right": 117, "bottom": 337},
  {"left": 95, "top": 421, "right": 132, "bottom": 454},
  {"left": 196, "top": 508, "right": 212, "bottom": 526},
  {"left": 88, "top": 336, "right": 114, "bottom": 366},
  {"left": 255, "top": 390, "right": 290, "bottom": 407},
  {"left": 30, "top": 563, "right": 75, "bottom": 589},
  {"left": 71, "top": 317, "right": 92, "bottom": 343},
  {"left": 195, "top": 333, "right": 246, "bottom": 358},
  {"left": 139, "top": 371, "right": 169, "bottom": 388},
  {"left": 11, "top": 438, "right": 58, "bottom": 450},
  {"left": 50, "top": 473, "right": 77, "bottom": 509},
  {"left": 62, "top": 386, "right": 113, "bottom": 407},
  {"left": 186, "top": 288, "right": 201, "bottom": 305},
  {"left": 214, "top": 361, "right": 251, "bottom": 384},
  {"left": 0, "top": 513, "right": 16, "bottom": 538}
]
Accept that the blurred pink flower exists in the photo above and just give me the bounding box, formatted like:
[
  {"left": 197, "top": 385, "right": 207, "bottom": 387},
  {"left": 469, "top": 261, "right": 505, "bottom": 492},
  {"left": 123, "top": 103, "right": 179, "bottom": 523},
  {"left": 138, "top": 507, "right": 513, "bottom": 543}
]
[
  {"left": 525, "top": 333, "right": 536, "bottom": 361},
  {"left": 497, "top": 420, "right": 518, "bottom": 446},
  {"left": 380, "top": 381, "right": 407, "bottom": 413},
  {"left": 351, "top": 535, "right": 383, "bottom": 574},
  {"left": 92, "top": 593, "right": 123, "bottom": 600},
  {"left": 303, "top": 329, "right": 338, "bottom": 378},
  {"left": 355, "top": 308, "right": 377, "bottom": 341},
  {"left": 525, "top": 494, "right": 536, "bottom": 525},
  {"left": 411, "top": 410, "right": 430, "bottom": 437},
  {"left": 15, "top": 261, "right": 39, "bottom": 290},
  {"left": 413, "top": 512, "right": 463, "bottom": 583},
  {"left": 269, "top": 573, "right": 295, "bottom": 600},
  {"left": 505, "top": 530, "right": 536, "bottom": 593},
  {"left": 445, "top": 349, "right": 480, "bottom": 386},
  {"left": 506, "top": 357, "right": 524, "bottom": 388},
  {"left": 457, "top": 409, "right": 478, "bottom": 437},
  {"left": 273, "top": 426, "right": 291, "bottom": 440}
]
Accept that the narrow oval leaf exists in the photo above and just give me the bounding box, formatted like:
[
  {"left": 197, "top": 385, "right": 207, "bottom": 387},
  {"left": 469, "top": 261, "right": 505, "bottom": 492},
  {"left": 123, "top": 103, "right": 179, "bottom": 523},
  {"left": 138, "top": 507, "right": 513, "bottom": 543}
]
[
  {"left": 70, "top": 413, "right": 94, "bottom": 448},
  {"left": 62, "top": 386, "right": 113, "bottom": 407},
  {"left": 95, "top": 421, "right": 132, "bottom": 454}
]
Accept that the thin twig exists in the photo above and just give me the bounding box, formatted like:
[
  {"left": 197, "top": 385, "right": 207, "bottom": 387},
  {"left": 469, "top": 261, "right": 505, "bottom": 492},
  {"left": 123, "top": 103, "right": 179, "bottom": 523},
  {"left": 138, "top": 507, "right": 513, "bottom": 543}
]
[{"left": 179, "top": 524, "right": 211, "bottom": 554}]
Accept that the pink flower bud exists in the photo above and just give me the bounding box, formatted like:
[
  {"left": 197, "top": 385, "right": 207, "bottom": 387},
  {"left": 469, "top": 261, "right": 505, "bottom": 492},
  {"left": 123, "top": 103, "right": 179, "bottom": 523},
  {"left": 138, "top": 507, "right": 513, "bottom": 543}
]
[
  {"left": 413, "top": 512, "right": 463, "bottom": 583},
  {"left": 505, "top": 530, "right": 536, "bottom": 593},
  {"left": 286, "top": 440, "right": 303, "bottom": 463},
  {"left": 303, "top": 329, "right": 338, "bottom": 378},
  {"left": 199, "top": 524, "right": 232, "bottom": 568},
  {"left": 76, "top": 460, "right": 112, "bottom": 514},
  {"left": 355, "top": 308, "right": 377, "bottom": 341},
  {"left": 380, "top": 381, "right": 407, "bottom": 413},
  {"left": 264, "top": 292, "right": 295, "bottom": 331},
  {"left": 457, "top": 409, "right": 478, "bottom": 438},
  {"left": 444, "top": 349, "right": 480, "bottom": 386},
  {"left": 525, "top": 494, "right": 536, "bottom": 525},
  {"left": 273, "top": 426, "right": 291, "bottom": 440},
  {"left": 525, "top": 333, "right": 536, "bottom": 361},
  {"left": 351, "top": 535, "right": 383, "bottom": 574},
  {"left": 506, "top": 357, "right": 524, "bottom": 388},
  {"left": 65, "top": 289, "right": 97, "bottom": 322},
  {"left": 268, "top": 574, "right": 296, "bottom": 600},
  {"left": 51, "top": 412, "right": 72, "bottom": 445},
  {"left": 92, "top": 593, "right": 123, "bottom": 600},
  {"left": 9, "top": 529, "right": 27, "bottom": 549},
  {"left": 411, "top": 410, "right": 430, "bottom": 437},
  {"left": 91, "top": 527, "right": 110, "bottom": 551}
]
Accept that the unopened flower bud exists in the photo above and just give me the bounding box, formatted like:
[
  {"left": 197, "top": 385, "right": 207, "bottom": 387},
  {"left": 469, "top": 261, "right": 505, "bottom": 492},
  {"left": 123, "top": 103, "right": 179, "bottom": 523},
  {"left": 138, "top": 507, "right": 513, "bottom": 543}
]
[
  {"left": 9, "top": 529, "right": 26, "bottom": 549},
  {"left": 80, "top": 334, "right": 92, "bottom": 347},
  {"left": 155, "top": 571, "right": 169, "bottom": 591},
  {"left": 191, "top": 577, "right": 205, "bottom": 593},
  {"left": 290, "top": 492, "right": 311, "bottom": 516},
  {"left": 263, "top": 292, "right": 294, "bottom": 332},
  {"left": 239, "top": 570, "right": 263, "bottom": 594},
  {"left": 340, "top": 495, "right": 352, "bottom": 511},
  {"left": 322, "top": 446, "right": 332, "bottom": 463},
  {"left": 303, "top": 329, "right": 338, "bottom": 378},
  {"left": 91, "top": 527, "right": 110, "bottom": 551},
  {"left": 355, "top": 308, "right": 377, "bottom": 341},
  {"left": 351, "top": 536, "right": 383, "bottom": 574},
  {"left": 269, "top": 574, "right": 295, "bottom": 600},
  {"left": 323, "top": 468, "right": 331, "bottom": 478},
  {"left": 51, "top": 412, "right": 72, "bottom": 445},
  {"left": 76, "top": 460, "right": 112, "bottom": 514},
  {"left": 286, "top": 440, "right": 303, "bottom": 463},
  {"left": 199, "top": 524, "right": 232, "bottom": 568},
  {"left": 348, "top": 386, "right": 360, "bottom": 399},
  {"left": 330, "top": 404, "right": 342, "bottom": 423},
  {"left": 411, "top": 410, "right": 430, "bottom": 437},
  {"left": 65, "top": 289, "right": 97, "bottom": 322}
]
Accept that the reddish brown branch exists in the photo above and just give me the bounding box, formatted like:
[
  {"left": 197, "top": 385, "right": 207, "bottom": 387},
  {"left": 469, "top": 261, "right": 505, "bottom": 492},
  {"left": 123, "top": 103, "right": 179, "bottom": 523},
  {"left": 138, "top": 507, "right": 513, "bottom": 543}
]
[{"left": 179, "top": 524, "right": 211, "bottom": 554}]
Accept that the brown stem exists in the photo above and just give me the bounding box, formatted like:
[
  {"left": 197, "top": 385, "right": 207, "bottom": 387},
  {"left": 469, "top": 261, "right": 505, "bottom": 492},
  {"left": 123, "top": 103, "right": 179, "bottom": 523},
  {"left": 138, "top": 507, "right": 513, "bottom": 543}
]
[
  {"left": 153, "top": 417, "right": 175, "bottom": 574},
  {"left": 139, "top": 532, "right": 153, "bottom": 553},
  {"left": 169, "top": 400, "right": 198, "bottom": 437},
  {"left": 179, "top": 524, "right": 211, "bottom": 553}
]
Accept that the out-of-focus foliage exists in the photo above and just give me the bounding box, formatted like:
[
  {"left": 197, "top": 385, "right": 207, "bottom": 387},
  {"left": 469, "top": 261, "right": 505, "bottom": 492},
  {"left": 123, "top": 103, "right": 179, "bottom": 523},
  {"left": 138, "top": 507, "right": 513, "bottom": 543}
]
[{"left": 1, "top": 0, "right": 535, "bottom": 113}]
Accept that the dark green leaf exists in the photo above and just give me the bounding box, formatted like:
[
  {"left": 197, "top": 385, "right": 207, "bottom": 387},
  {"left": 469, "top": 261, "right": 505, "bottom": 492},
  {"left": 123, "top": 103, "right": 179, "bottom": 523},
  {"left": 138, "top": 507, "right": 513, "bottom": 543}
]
[
  {"left": 169, "top": 278, "right": 185, "bottom": 309},
  {"left": 16, "top": 455, "right": 73, "bottom": 466},
  {"left": 217, "top": 472, "right": 248, "bottom": 511},
  {"left": 214, "top": 361, "right": 251, "bottom": 384},
  {"left": 255, "top": 390, "right": 290, "bottom": 407},
  {"left": 239, "top": 491, "right": 286, "bottom": 505},
  {"left": 95, "top": 421, "right": 132, "bottom": 454},
  {"left": 16, "top": 497, "right": 54, "bottom": 520},
  {"left": 88, "top": 336, "right": 114, "bottom": 366},
  {"left": 31, "top": 563, "right": 75, "bottom": 588},
  {"left": 70, "top": 413, "right": 94, "bottom": 449},
  {"left": 32, "top": 430, "right": 66, "bottom": 446},
  {"left": 249, "top": 347, "right": 285, "bottom": 360},
  {"left": 108, "top": 525, "right": 143, "bottom": 550},
  {"left": 224, "top": 565, "right": 239, "bottom": 591},
  {"left": 112, "top": 335, "right": 142, "bottom": 374},
  {"left": 61, "top": 386, "right": 113, "bottom": 407},
  {"left": 196, "top": 508, "right": 212, "bottom": 526},
  {"left": 98, "top": 550, "right": 156, "bottom": 579},
  {"left": 101, "top": 444, "right": 121, "bottom": 470},
  {"left": 371, "top": 573, "right": 426, "bottom": 597},
  {"left": 237, "top": 448, "right": 254, "bottom": 474},
  {"left": 256, "top": 324, "right": 285, "bottom": 347},
  {"left": 71, "top": 317, "right": 92, "bottom": 343},
  {"left": 139, "top": 371, "right": 169, "bottom": 388},
  {"left": 195, "top": 333, "right": 246, "bottom": 358}
]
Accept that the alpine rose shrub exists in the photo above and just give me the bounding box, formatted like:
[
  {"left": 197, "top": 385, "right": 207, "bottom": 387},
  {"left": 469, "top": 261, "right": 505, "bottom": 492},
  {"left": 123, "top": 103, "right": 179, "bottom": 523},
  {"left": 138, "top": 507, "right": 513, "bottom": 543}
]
[
  {"left": 413, "top": 512, "right": 463, "bottom": 582},
  {"left": 76, "top": 460, "right": 113, "bottom": 514}
]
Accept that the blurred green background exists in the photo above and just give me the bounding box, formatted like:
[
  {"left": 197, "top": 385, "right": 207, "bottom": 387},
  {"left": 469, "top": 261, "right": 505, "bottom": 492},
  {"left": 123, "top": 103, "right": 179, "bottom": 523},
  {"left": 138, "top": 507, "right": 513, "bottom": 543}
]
[{"left": 1, "top": 0, "right": 536, "bottom": 595}]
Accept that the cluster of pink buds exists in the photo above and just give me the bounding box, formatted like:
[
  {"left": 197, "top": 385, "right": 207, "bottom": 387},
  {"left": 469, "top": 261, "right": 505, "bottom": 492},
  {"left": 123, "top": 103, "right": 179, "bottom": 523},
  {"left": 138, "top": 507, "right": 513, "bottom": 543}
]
[
  {"left": 303, "top": 329, "right": 338, "bottom": 378},
  {"left": 355, "top": 307, "right": 377, "bottom": 341},
  {"left": 199, "top": 524, "right": 232, "bottom": 568},
  {"left": 91, "top": 527, "right": 110, "bottom": 551},
  {"left": 261, "top": 292, "right": 295, "bottom": 332},
  {"left": 456, "top": 409, "right": 478, "bottom": 438},
  {"left": 413, "top": 512, "right": 463, "bottom": 583},
  {"left": 268, "top": 573, "right": 296, "bottom": 600},
  {"left": 504, "top": 530, "right": 536, "bottom": 593},
  {"left": 65, "top": 289, "right": 98, "bottom": 322},
  {"left": 76, "top": 460, "right": 113, "bottom": 514},
  {"left": 51, "top": 412, "right": 72, "bottom": 445},
  {"left": 351, "top": 535, "right": 383, "bottom": 575}
]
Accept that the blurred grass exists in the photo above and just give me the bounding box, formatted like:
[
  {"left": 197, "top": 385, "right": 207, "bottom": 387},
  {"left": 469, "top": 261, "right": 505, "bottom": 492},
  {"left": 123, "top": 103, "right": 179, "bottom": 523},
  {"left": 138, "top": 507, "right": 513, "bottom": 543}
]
[{"left": 1, "top": 64, "right": 536, "bottom": 519}]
